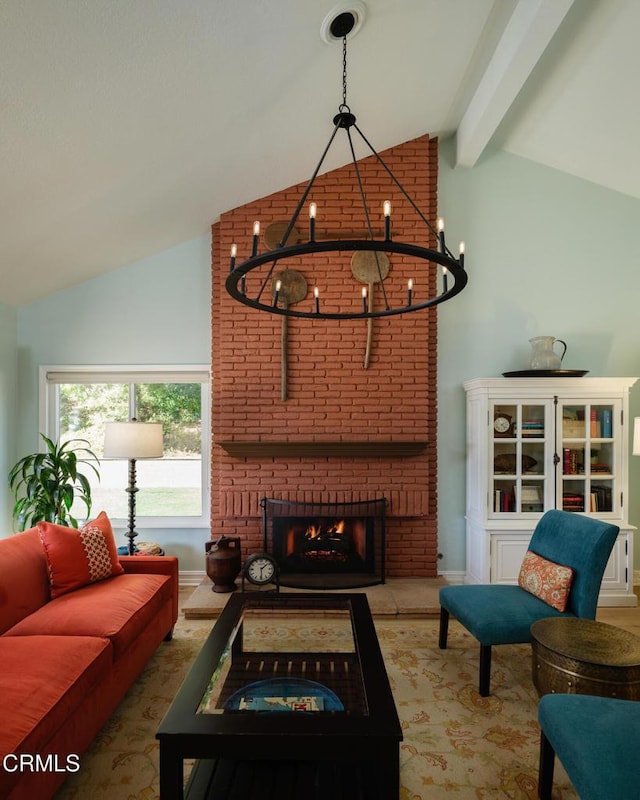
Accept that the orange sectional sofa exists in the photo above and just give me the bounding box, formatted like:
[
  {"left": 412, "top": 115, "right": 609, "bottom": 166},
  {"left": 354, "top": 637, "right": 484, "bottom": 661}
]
[{"left": 0, "top": 524, "right": 179, "bottom": 800}]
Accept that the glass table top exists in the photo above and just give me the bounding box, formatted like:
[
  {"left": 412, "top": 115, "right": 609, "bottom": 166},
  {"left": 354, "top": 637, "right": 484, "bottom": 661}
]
[{"left": 197, "top": 600, "right": 367, "bottom": 715}]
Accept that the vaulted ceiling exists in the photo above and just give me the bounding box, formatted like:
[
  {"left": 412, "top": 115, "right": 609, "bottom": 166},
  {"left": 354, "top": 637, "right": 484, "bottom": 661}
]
[{"left": 1, "top": 0, "right": 638, "bottom": 306}]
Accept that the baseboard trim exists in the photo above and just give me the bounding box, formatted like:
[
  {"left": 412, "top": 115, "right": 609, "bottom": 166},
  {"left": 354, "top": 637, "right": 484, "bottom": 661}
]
[
  {"left": 437, "top": 570, "right": 465, "bottom": 585},
  {"left": 180, "top": 570, "right": 207, "bottom": 587}
]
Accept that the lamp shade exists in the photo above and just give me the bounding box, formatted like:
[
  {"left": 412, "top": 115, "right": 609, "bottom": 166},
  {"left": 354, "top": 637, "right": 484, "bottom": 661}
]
[
  {"left": 103, "top": 421, "right": 163, "bottom": 459},
  {"left": 633, "top": 417, "right": 640, "bottom": 456}
]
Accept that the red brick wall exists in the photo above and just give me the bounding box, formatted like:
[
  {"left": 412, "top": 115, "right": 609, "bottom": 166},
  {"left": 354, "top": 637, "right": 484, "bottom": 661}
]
[{"left": 211, "top": 134, "right": 439, "bottom": 577}]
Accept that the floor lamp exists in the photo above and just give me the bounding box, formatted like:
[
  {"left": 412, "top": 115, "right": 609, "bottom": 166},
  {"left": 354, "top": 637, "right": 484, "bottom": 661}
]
[{"left": 103, "top": 419, "right": 164, "bottom": 555}]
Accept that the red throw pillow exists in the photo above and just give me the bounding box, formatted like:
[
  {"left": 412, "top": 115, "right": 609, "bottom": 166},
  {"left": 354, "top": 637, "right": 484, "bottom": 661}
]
[
  {"left": 518, "top": 550, "right": 574, "bottom": 612},
  {"left": 38, "top": 511, "right": 124, "bottom": 598}
]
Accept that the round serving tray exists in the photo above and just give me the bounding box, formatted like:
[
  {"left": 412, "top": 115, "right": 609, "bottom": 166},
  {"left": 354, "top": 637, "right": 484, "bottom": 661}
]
[{"left": 502, "top": 369, "right": 589, "bottom": 378}]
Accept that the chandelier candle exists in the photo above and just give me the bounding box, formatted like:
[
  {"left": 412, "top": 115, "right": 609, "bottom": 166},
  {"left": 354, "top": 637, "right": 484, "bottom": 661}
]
[
  {"left": 309, "top": 202, "right": 317, "bottom": 242},
  {"left": 273, "top": 279, "right": 281, "bottom": 307},
  {"left": 383, "top": 200, "right": 391, "bottom": 240},
  {"left": 362, "top": 286, "right": 367, "bottom": 313},
  {"left": 407, "top": 279, "right": 413, "bottom": 306},
  {"left": 437, "top": 217, "right": 445, "bottom": 253},
  {"left": 314, "top": 286, "right": 320, "bottom": 313},
  {"left": 251, "top": 221, "right": 260, "bottom": 257}
]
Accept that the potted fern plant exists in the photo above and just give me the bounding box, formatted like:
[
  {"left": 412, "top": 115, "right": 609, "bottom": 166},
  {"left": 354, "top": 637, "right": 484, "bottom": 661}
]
[{"left": 8, "top": 434, "right": 100, "bottom": 530}]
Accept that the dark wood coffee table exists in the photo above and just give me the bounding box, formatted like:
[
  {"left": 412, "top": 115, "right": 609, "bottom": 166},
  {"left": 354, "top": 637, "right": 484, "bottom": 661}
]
[{"left": 156, "top": 592, "right": 402, "bottom": 799}]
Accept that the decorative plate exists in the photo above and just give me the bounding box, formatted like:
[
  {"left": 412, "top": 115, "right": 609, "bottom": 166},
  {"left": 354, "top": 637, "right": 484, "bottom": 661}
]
[
  {"left": 502, "top": 369, "right": 589, "bottom": 378},
  {"left": 223, "top": 677, "right": 344, "bottom": 712}
]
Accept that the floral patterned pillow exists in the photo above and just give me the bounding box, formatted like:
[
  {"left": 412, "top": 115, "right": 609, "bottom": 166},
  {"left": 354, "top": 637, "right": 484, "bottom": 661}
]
[{"left": 518, "top": 550, "right": 574, "bottom": 612}]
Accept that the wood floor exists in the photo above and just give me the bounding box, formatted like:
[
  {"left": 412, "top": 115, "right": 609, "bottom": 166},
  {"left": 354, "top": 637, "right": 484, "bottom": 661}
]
[{"left": 597, "top": 590, "right": 640, "bottom": 636}]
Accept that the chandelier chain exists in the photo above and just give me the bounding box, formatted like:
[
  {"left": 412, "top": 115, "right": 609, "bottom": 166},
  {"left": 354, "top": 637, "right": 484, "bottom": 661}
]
[
  {"left": 342, "top": 35, "right": 348, "bottom": 109},
  {"left": 224, "top": 21, "right": 468, "bottom": 321}
]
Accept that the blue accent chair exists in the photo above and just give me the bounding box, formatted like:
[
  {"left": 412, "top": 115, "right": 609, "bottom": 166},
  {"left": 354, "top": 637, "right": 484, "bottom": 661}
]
[
  {"left": 438, "top": 510, "right": 619, "bottom": 696},
  {"left": 538, "top": 693, "right": 640, "bottom": 799}
]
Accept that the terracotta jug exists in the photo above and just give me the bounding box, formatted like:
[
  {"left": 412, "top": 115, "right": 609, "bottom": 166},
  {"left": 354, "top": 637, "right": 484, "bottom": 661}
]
[
  {"left": 205, "top": 535, "right": 242, "bottom": 593},
  {"left": 528, "top": 336, "right": 567, "bottom": 370}
]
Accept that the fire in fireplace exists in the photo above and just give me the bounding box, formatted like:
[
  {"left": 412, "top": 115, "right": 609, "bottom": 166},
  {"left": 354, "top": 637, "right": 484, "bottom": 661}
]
[
  {"left": 276, "top": 515, "right": 372, "bottom": 571},
  {"left": 261, "top": 497, "right": 386, "bottom": 590}
]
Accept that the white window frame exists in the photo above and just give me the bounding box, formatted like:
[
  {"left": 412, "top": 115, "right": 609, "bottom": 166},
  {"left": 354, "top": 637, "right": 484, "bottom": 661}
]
[{"left": 40, "top": 365, "right": 210, "bottom": 528}]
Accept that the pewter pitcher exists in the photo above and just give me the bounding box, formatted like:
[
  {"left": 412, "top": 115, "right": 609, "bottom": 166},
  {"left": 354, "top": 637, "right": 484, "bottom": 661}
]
[{"left": 528, "top": 336, "right": 567, "bottom": 370}]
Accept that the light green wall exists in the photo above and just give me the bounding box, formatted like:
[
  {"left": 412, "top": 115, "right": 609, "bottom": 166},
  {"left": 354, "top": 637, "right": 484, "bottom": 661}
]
[
  {"left": 10, "top": 145, "right": 640, "bottom": 575},
  {"left": 0, "top": 302, "right": 17, "bottom": 531},
  {"left": 15, "top": 236, "right": 211, "bottom": 569},
  {"left": 438, "top": 140, "right": 640, "bottom": 573}
]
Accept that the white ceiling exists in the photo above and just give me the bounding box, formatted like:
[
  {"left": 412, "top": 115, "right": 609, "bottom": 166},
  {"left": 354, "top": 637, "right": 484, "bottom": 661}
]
[{"left": 1, "top": 0, "right": 638, "bottom": 307}]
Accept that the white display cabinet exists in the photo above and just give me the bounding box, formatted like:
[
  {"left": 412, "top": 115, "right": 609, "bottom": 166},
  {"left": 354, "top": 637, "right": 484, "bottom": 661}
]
[{"left": 464, "top": 377, "right": 638, "bottom": 606}]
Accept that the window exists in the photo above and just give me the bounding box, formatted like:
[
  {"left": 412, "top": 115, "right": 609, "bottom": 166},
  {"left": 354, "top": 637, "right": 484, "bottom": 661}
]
[{"left": 41, "top": 366, "right": 210, "bottom": 527}]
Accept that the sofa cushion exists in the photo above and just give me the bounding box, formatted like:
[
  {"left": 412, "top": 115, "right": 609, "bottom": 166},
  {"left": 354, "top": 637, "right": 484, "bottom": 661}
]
[
  {"left": 0, "top": 635, "right": 111, "bottom": 777},
  {"left": 4, "top": 573, "right": 172, "bottom": 660},
  {"left": 0, "top": 529, "right": 50, "bottom": 634},
  {"left": 38, "top": 512, "right": 124, "bottom": 598}
]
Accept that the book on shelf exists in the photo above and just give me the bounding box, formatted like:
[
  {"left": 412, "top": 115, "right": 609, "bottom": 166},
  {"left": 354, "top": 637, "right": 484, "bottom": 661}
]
[
  {"left": 522, "top": 427, "right": 544, "bottom": 437},
  {"left": 522, "top": 421, "right": 544, "bottom": 431},
  {"left": 590, "top": 408, "right": 601, "bottom": 438},
  {"left": 563, "top": 419, "right": 584, "bottom": 437},
  {"left": 562, "top": 492, "right": 585, "bottom": 512},
  {"left": 601, "top": 408, "right": 612, "bottom": 438},
  {"left": 590, "top": 485, "right": 612, "bottom": 512},
  {"left": 494, "top": 489, "right": 514, "bottom": 512},
  {"left": 563, "top": 448, "right": 584, "bottom": 475}
]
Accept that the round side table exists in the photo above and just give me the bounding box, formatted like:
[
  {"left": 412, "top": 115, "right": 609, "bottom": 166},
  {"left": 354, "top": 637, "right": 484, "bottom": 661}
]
[{"left": 531, "top": 617, "right": 640, "bottom": 700}]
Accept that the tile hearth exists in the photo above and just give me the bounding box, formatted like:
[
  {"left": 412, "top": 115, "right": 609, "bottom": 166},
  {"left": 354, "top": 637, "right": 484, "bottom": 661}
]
[{"left": 182, "top": 577, "right": 446, "bottom": 619}]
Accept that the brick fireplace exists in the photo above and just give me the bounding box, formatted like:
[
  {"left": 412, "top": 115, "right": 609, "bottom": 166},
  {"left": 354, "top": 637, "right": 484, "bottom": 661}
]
[{"left": 210, "top": 134, "right": 439, "bottom": 578}]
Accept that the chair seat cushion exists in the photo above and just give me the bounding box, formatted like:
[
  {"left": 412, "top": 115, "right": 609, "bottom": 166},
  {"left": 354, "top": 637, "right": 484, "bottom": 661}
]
[
  {"left": 440, "top": 584, "right": 574, "bottom": 645},
  {"left": 539, "top": 694, "right": 640, "bottom": 800}
]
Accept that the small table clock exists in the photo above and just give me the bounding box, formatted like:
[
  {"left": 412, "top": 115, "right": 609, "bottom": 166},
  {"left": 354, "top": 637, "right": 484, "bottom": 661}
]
[
  {"left": 242, "top": 552, "right": 280, "bottom": 592},
  {"left": 493, "top": 411, "right": 513, "bottom": 438}
]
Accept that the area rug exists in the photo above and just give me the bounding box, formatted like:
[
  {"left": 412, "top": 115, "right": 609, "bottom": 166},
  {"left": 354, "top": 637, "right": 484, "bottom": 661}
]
[{"left": 54, "top": 615, "right": 577, "bottom": 799}]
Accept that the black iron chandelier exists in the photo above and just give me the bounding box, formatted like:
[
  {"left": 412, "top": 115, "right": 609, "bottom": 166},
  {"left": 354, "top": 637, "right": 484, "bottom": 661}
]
[{"left": 225, "top": 6, "right": 467, "bottom": 321}]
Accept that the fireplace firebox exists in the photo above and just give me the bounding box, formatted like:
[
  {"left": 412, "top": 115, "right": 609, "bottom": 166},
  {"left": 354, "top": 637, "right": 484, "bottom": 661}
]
[{"left": 261, "top": 497, "right": 386, "bottom": 589}]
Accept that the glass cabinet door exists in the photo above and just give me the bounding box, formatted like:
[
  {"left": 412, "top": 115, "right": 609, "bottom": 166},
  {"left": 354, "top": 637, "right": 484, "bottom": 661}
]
[
  {"left": 490, "top": 401, "right": 551, "bottom": 517},
  {"left": 558, "top": 400, "right": 620, "bottom": 516}
]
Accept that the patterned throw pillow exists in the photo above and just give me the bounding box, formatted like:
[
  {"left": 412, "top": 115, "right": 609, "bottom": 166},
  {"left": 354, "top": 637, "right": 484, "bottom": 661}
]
[
  {"left": 38, "top": 511, "right": 124, "bottom": 598},
  {"left": 518, "top": 550, "right": 574, "bottom": 612}
]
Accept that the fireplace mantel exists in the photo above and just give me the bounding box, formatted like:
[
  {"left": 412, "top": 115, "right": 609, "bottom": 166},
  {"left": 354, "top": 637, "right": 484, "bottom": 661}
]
[{"left": 218, "top": 441, "right": 428, "bottom": 458}]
